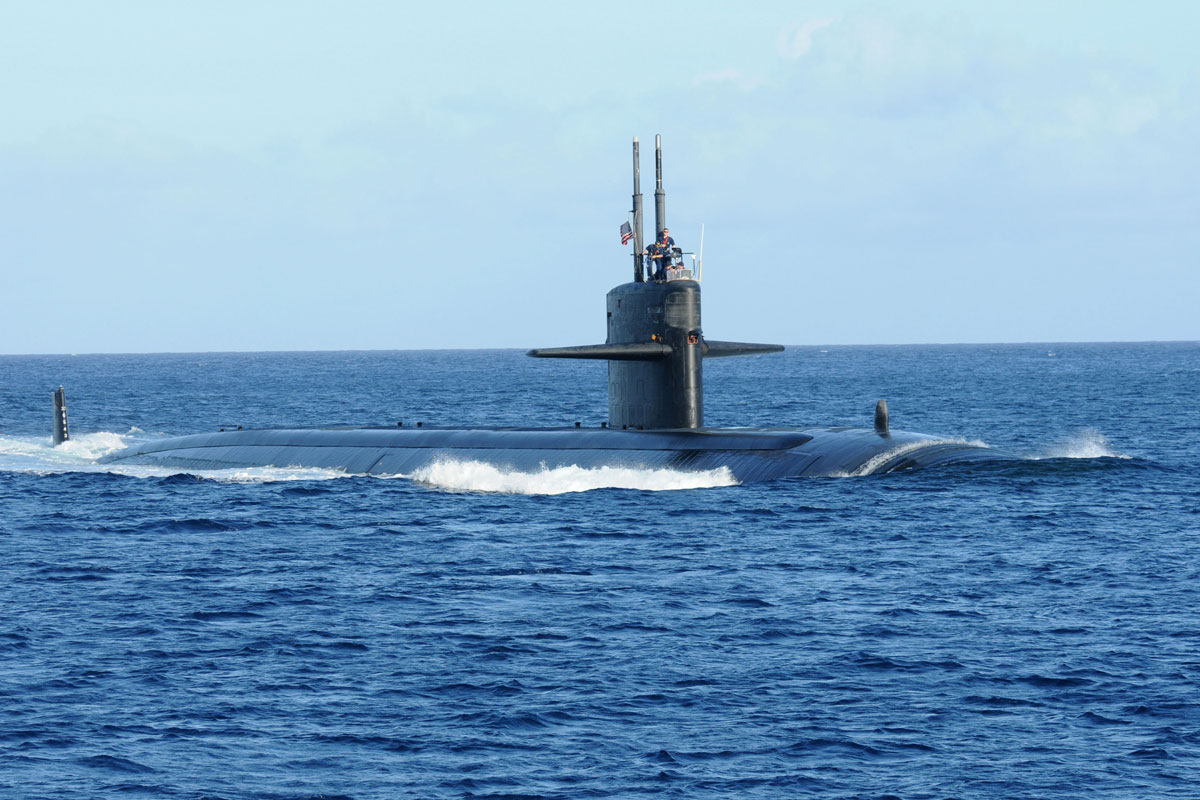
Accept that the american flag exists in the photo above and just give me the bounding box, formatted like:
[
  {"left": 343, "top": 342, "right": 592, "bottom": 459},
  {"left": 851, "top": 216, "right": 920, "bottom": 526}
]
[{"left": 619, "top": 220, "right": 633, "bottom": 245}]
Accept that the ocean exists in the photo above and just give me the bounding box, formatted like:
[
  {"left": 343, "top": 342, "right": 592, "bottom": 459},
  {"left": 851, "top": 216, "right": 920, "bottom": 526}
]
[{"left": 1, "top": 343, "right": 1198, "bottom": 799}]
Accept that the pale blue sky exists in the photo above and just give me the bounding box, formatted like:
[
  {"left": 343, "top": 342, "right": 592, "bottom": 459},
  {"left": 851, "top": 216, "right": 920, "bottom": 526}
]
[{"left": 2, "top": 1, "right": 1197, "bottom": 353}]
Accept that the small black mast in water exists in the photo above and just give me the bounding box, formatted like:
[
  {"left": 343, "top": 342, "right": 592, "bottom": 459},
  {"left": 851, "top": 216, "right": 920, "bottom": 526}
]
[
  {"left": 529, "top": 135, "right": 783, "bottom": 430},
  {"left": 52, "top": 386, "right": 69, "bottom": 445}
]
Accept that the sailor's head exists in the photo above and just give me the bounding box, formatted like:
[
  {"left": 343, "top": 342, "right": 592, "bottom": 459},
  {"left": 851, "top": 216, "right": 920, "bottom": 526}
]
[{"left": 660, "top": 228, "right": 669, "bottom": 239}]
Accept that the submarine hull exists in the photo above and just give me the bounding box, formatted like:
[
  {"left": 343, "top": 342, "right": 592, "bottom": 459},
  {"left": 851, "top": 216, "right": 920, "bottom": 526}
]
[{"left": 98, "top": 426, "right": 1006, "bottom": 482}]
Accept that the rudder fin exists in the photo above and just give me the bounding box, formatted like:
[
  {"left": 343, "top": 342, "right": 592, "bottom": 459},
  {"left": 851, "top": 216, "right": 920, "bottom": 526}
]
[{"left": 52, "top": 386, "right": 69, "bottom": 446}]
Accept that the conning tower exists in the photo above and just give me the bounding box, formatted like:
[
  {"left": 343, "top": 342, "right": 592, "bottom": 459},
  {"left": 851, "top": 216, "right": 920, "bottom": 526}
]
[{"left": 529, "top": 137, "right": 782, "bottom": 429}]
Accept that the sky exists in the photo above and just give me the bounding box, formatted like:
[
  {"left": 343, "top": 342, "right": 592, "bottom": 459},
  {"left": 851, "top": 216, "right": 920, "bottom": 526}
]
[{"left": 2, "top": 1, "right": 1197, "bottom": 353}]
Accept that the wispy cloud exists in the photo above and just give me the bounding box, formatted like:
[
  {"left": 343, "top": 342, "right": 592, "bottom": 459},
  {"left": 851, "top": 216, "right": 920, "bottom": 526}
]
[
  {"left": 777, "top": 17, "right": 835, "bottom": 59},
  {"left": 690, "top": 68, "right": 767, "bottom": 92}
]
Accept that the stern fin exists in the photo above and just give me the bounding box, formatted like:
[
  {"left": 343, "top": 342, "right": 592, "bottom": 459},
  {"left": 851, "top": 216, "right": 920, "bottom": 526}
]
[
  {"left": 52, "top": 386, "right": 69, "bottom": 446},
  {"left": 874, "top": 399, "right": 889, "bottom": 436}
]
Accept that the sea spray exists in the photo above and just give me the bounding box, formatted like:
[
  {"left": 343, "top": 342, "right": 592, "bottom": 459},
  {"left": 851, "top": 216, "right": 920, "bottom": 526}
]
[
  {"left": 0, "top": 432, "right": 351, "bottom": 482},
  {"left": 0, "top": 431, "right": 132, "bottom": 469},
  {"left": 1035, "top": 428, "right": 1131, "bottom": 460},
  {"left": 402, "top": 459, "right": 739, "bottom": 495}
]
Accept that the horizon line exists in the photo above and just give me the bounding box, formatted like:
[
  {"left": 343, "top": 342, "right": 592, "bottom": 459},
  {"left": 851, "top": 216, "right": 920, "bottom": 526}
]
[{"left": 2, "top": 339, "right": 1196, "bottom": 358}]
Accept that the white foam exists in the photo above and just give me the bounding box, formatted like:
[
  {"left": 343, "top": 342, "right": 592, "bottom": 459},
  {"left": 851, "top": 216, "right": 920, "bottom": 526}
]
[
  {"left": 0, "top": 434, "right": 737, "bottom": 491},
  {"left": 185, "top": 466, "right": 352, "bottom": 483},
  {"left": 0, "top": 431, "right": 351, "bottom": 483},
  {"left": 81, "top": 463, "right": 352, "bottom": 483},
  {"left": 400, "top": 459, "right": 739, "bottom": 495},
  {"left": 3, "top": 427, "right": 1129, "bottom": 488},
  {"left": 0, "top": 430, "right": 133, "bottom": 469},
  {"left": 1034, "top": 428, "right": 1131, "bottom": 460}
]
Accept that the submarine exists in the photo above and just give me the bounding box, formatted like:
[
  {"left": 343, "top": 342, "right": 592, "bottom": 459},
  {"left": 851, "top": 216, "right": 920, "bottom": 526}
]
[{"left": 93, "top": 136, "right": 1004, "bottom": 482}]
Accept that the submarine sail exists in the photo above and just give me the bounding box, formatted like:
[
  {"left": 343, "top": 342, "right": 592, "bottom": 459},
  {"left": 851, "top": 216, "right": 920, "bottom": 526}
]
[{"left": 529, "top": 136, "right": 782, "bottom": 430}]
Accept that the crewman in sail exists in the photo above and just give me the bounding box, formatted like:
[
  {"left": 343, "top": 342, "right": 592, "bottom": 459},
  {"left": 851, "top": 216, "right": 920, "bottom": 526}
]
[{"left": 644, "top": 228, "right": 677, "bottom": 280}]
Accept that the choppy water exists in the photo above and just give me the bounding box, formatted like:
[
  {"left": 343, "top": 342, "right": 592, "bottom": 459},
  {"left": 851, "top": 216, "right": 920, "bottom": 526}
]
[{"left": 1, "top": 343, "right": 1198, "bottom": 799}]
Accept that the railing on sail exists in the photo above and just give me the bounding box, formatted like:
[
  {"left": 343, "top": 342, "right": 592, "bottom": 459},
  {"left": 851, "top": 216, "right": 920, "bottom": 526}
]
[{"left": 652, "top": 249, "right": 701, "bottom": 282}]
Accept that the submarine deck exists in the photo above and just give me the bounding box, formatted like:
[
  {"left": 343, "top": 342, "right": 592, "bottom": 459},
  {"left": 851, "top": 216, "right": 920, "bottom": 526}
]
[{"left": 99, "top": 425, "right": 1003, "bottom": 481}]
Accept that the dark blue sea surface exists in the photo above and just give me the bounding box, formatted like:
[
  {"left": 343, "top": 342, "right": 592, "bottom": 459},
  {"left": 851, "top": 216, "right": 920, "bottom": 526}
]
[{"left": 1, "top": 343, "right": 1198, "bottom": 799}]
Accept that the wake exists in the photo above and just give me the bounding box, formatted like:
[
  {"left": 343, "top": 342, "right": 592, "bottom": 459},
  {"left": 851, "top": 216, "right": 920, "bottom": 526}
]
[
  {"left": 0, "top": 431, "right": 349, "bottom": 483},
  {"left": 0, "top": 432, "right": 738, "bottom": 492},
  {"left": 0, "top": 427, "right": 1136, "bottom": 490},
  {"left": 1032, "top": 428, "right": 1131, "bottom": 460}
]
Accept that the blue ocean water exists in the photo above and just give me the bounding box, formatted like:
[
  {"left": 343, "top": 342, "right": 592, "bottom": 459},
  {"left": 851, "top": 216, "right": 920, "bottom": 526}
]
[{"left": 1, "top": 343, "right": 1198, "bottom": 799}]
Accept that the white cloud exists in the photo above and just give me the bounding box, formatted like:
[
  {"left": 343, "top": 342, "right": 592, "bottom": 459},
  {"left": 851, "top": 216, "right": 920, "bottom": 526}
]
[
  {"left": 691, "top": 68, "right": 767, "bottom": 92},
  {"left": 777, "top": 17, "right": 835, "bottom": 59}
]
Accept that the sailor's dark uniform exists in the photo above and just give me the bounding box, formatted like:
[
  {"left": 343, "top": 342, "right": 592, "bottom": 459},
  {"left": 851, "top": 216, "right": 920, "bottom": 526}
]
[{"left": 649, "top": 234, "right": 676, "bottom": 279}]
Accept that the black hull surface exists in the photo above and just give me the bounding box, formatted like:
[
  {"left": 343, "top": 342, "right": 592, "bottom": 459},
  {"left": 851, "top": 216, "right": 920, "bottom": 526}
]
[{"left": 98, "top": 426, "right": 1008, "bottom": 482}]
